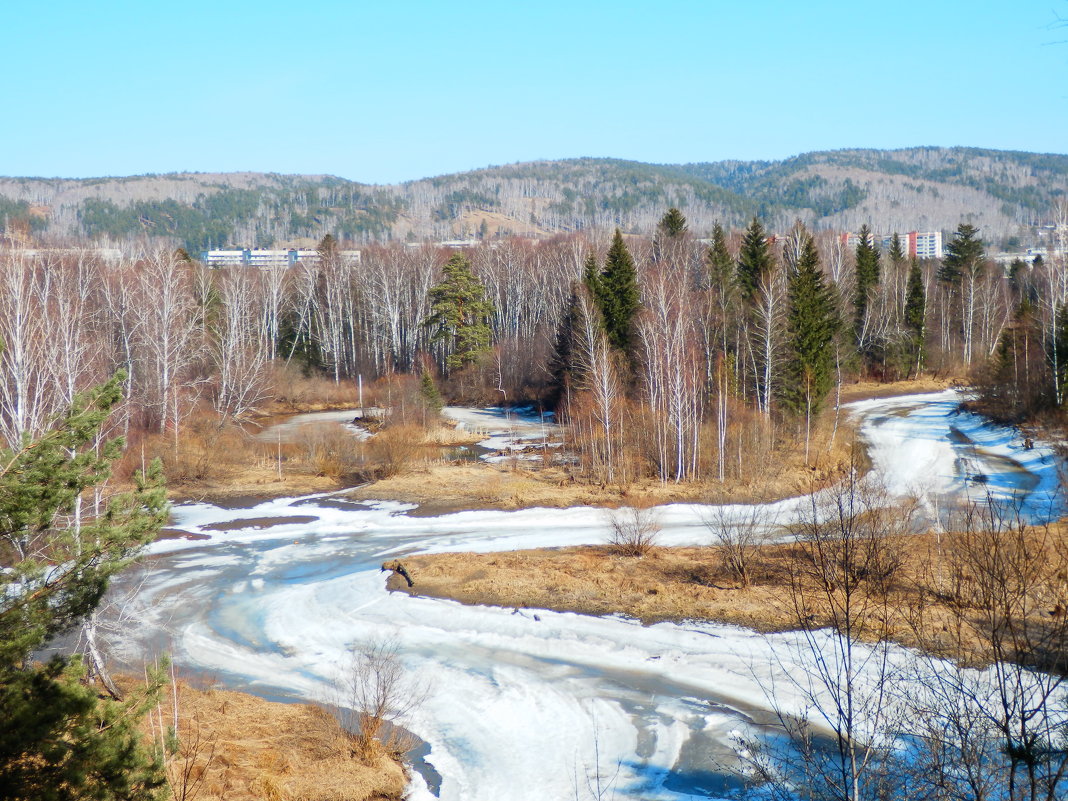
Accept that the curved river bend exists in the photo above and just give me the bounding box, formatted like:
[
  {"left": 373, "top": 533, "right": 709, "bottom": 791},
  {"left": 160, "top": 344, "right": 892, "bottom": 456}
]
[{"left": 106, "top": 392, "right": 1063, "bottom": 800}]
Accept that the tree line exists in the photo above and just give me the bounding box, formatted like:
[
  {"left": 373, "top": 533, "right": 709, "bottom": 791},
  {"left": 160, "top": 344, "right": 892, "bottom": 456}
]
[{"left": 0, "top": 209, "right": 1065, "bottom": 479}]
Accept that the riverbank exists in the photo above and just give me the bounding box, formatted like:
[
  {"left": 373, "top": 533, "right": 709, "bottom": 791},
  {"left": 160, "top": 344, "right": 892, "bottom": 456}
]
[
  {"left": 161, "top": 376, "right": 956, "bottom": 511},
  {"left": 114, "top": 387, "right": 1063, "bottom": 801},
  {"left": 389, "top": 521, "right": 1068, "bottom": 669},
  {"left": 174, "top": 377, "right": 955, "bottom": 512},
  {"left": 138, "top": 678, "right": 408, "bottom": 801}
]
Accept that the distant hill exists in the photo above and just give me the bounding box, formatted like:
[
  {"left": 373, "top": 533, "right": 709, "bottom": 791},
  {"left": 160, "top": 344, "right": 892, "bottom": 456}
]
[{"left": 1, "top": 147, "right": 1065, "bottom": 251}]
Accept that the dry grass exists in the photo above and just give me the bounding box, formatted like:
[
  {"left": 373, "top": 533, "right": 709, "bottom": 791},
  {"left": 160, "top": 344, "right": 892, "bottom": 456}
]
[
  {"left": 261, "top": 363, "right": 359, "bottom": 413},
  {"left": 345, "top": 421, "right": 861, "bottom": 516},
  {"left": 141, "top": 680, "right": 407, "bottom": 801},
  {"left": 390, "top": 522, "right": 1068, "bottom": 667},
  {"left": 837, "top": 375, "right": 956, "bottom": 402},
  {"left": 146, "top": 376, "right": 952, "bottom": 507}
]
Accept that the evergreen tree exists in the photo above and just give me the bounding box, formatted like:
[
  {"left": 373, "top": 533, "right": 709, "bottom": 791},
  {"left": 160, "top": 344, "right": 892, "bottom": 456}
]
[
  {"left": 781, "top": 233, "right": 839, "bottom": 419},
  {"left": 313, "top": 233, "right": 339, "bottom": 271},
  {"left": 938, "top": 223, "right": 984, "bottom": 285},
  {"left": 548, "top": 283, "right": 583, "bottom": 406},
  {"left": 598, "top": 229, "right": 640, "bottom": 354},
  {"left": 904, "top": 257, "right": 926, "bottom": 374},
  {"left": 1008, "top": 258, "right": 1029, "bottom": 299},
  {"left": 736, "top": 218, "right": 772, "bottom": 301},
  {"left": 582, "top": 252, "right": 603, "bottom": 311},
  {"left": 853, "top": 224, "right": 881, "bottom": 344},
  {"left": 0, "top": 374, "right": 169, "bottom": 800},
  {"left": 657, "top": 207, "right": 688, "bottom": 238},
  {"left": 887, "top": 232, "right": 906, "bottom": 268},
  {"left": 423, "top": 253, "right": 495, "bottom": 373},
  {"left": 705, "top": 222, "right": 737, "bottom": 356},
  {"left": 1055, "top": 302, "right": 1068, "bottom": 407},
  {"left": 317, "top": 233, "right": 340, "bottom": 260},
  {"left": 975, "top": 299, "right": 1051, "bottom": 421},
  {"left": 652, "top": 207, "right": 689, "bottom": 265},
  {"left": 419, "top": 368, "right": 444, "bottom": 414},
  {"left": 706, "top": 223, "right": 733, "bottom": 290}
]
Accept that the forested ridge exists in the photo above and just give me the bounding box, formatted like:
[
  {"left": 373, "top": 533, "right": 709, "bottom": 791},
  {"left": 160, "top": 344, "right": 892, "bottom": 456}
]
[{"left": 1, "top": 146, "right": 1066, "bottom": 252}]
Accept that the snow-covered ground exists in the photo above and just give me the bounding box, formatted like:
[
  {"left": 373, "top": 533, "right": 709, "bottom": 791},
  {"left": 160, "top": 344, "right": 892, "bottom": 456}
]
[{"left": 108, "top": 391, "right": 1064, "bottom": 800}]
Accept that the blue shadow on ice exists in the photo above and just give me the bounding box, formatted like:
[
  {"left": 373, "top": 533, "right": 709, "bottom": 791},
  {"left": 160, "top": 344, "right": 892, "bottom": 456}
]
[{"left": 617, "top": 760, "right": 743, "bottom": 799}]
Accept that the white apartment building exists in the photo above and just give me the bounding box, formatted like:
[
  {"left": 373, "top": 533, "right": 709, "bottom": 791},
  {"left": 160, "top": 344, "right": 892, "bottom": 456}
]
[{"left": 199, "top": 248, "right": 361, "bottom": 268}]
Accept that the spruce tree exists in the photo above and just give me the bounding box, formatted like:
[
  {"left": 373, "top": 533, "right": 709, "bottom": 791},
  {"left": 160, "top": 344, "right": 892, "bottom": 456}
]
[
  {"left": 423, "top": 253, "right": 495, "bottom": 374},
  {"left": 904, "top": 257, "right": 926, "bottom": 374},
  {"left": 0, "top": 374, "right": 169, "bottom": 800},
  {"left": 653, "top": 207, "right": 689, "bottom": 265},
  {"left": 781, "top": 233, "right": 839, "bottom": 419},
  {"left": 419, "top": 368, "right": 444, "bottom": 414},
  {"left": 938, "top": 223, "right": 984, "bottom": 285},
  {"left": 888, "top": 232, "right": 906, "bottom": 268},
  {"left": 706, "top": 222, "right": 733, "bottom": 290},
  {"left": 737, "top": 218, "right": 772, "bottom": 301},
  {"left": 598, "top": 229, "right": 640, "bottom": 354},
  {"left": 705, "top": 222, "right": 737, "bottom": 355},
  {"left": 317, "top": 233, "right": 339, "bottom": 260},
  {"left": 582, "top": 252, "right": 603, "bottom": 311},
  {"left": 853, "top": 224, "right": 881, "bottom": 344},
  {"left": 548, "top": 283, "right": 583, "bottom": 405},
  {"left": 657, "top": 207, "right": 688, "bottom": 238}
]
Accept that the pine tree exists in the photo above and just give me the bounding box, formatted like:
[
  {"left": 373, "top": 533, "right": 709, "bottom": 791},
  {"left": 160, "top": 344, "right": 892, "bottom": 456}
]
[
  {"left": 598, "top": 229, "right": 640, "bottom": 354},
  {"left": 737, "top": 218, "right": 772, "bottom": 301},
  {"left": 853, "top": 224, "right": 881, "bottom": 345},
  {"left": 939, "top": 224, "right": 986, "bottom": 365},
  {"left": 976, "top": 299, "right": 1051, "bottom": 420},
  {"left": 0, "top": 374, "right": 169, "bottom": 800},
  {"left": 423, "top": 253, "right": 495, "bottom": 373},
  {"left": 904, "top": 257, "right": 926, "bottom": 374},
  {"left": 781, "top": 233, "right": 839, "bottom": 421}
]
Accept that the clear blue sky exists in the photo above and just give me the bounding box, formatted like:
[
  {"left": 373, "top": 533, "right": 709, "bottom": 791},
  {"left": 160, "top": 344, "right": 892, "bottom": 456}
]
[{"left": 3, "top": 1, "right": 1065, "bottom": 184}]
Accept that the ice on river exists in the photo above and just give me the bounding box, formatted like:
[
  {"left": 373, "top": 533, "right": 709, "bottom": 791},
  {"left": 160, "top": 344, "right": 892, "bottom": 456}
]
[
  {"left": 109, "top": 391, "right": 1063, "bottom": 800},
  {"left": 443, "top": 405, "right": 561, "bottom": 462}
]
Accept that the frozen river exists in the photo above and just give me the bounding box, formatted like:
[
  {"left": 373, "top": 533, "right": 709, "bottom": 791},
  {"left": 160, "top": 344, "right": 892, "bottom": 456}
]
[{"left": 105, "top": 391, "right": 1063, "bottom": 800}]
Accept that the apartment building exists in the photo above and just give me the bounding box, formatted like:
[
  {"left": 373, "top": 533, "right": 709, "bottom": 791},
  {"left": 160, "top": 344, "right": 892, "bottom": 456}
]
[
  {"left": 199, "top": 248, "right": 361, "bottom": 268},
  {"left": 838, "top": 231, "right": 943, "bottom": 260}
]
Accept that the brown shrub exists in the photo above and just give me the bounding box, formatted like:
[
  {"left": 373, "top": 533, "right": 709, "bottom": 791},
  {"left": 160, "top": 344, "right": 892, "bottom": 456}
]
[
  {"left": 365, "top": 425, "right": 422, "bottom": 478},
  {"left": 265, "top": 362, "right": 357, "bottom": 411},
  {"left": 607, "top": 507, "right": 660, "bottom": 557},
  {"left": 116, "top": 411, "right": 262, "bottom": 487},
  {"left": 299, "top": 422, "right": 366, "bottom": 480}
]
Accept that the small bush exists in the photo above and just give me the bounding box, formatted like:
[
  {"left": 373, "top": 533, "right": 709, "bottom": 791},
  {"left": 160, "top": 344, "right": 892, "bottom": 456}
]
[
  {"left": 300, "top": 422, "right": 365, "bottom": 479},
  {"left": 365, "top": 425, "right": 422, "bottom": 478},
  {"left": 117, "top": 411, "right": 260, "bottom": 486},
  {"left": 607, "top": 507, "right": 660, "bottom": 557},
  {"left": 265, "top": 362, "right": 356, "bottom": 410},
  {"left": 334, "top": 638, "right": 426, "bottom": 762}
]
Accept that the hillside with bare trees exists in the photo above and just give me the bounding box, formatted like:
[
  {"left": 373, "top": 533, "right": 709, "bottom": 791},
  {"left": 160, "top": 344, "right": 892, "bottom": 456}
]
[{"left": 1, "top": 147, "right": 1065, "bottom": 251}]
